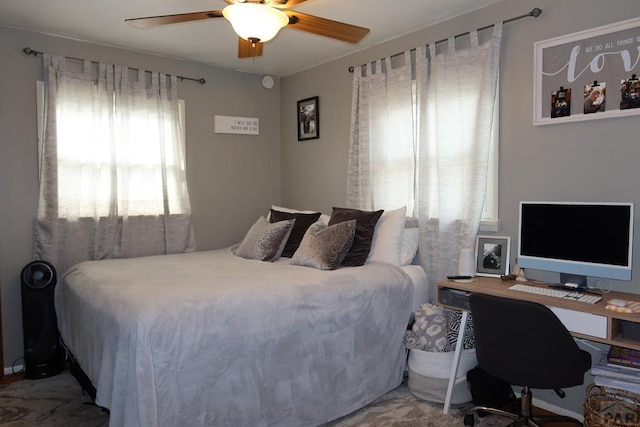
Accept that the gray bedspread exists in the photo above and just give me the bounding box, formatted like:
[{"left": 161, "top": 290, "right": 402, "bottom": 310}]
[{"left": 55, "top": 247, "right": 413, "bottom": 427}]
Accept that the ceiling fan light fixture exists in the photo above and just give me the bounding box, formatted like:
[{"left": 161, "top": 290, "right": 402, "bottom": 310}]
[{"left": 222, "top": 3, "right": 289, "bottom": 43}]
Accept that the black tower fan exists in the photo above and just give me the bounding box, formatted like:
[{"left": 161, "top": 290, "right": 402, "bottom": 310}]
[{"left": 21, "top": 260, "right": 64, "bottom": 379}]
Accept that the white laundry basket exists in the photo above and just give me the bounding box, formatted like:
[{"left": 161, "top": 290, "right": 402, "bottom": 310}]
[{"left": 407, "top": 347, "right": 477, "bottom": 405}]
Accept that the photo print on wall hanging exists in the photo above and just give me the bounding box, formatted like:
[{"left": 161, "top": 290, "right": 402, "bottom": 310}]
[
  {"left": 620, "top": 74, "right": 640, "bottom": 110},
  {"left": 584, "top": 81, "right": 606, "bottom": 114},
  {"left": 551, "top": 87, "right": 571, "bottom": 118}
]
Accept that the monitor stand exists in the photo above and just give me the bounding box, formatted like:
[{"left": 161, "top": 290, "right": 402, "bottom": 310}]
[{"left": 558, "top": 273, "right": 588, "bottom": 290}]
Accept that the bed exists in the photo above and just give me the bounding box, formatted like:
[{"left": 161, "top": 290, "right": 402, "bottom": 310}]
[{"left": 55, "top": 206, "right": 427, "bottom": 427}]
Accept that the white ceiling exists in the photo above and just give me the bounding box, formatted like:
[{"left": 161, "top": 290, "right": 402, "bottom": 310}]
[{"left": 0, "top": 0, "right": 504, "bottom": 77}]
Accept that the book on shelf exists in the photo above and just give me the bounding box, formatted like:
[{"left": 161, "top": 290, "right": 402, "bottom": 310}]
[
  {"left": 607, "top": 345, "right": 640, "bottom": 369},
  {"left": 591, "top": 352, "right": 640, "bottom": 384}
]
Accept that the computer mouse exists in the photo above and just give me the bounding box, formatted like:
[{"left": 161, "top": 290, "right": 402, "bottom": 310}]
[{"left": 608, "top": 299, "right": 628, "bottom": 307}]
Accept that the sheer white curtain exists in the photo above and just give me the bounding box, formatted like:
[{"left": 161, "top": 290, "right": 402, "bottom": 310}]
[
  {"left": 348, "top": 24, "right": 503, "bottom": 300},
  {"left": 347, "top": 52, "right": 416, "bottom": 214},
  {"left": 417, "top": 25, "right": 503, "bottom": 299},
  {"left": 34, "top": 54, "right": 196, "bottom": 274}
]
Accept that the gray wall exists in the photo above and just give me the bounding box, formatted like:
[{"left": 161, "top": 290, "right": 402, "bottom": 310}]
[
  {"left": 0, "top": 26, "right": 282, "bottom": 369},
  {"left": 280, "top": 0, "right": 640, "bottom": 415}
]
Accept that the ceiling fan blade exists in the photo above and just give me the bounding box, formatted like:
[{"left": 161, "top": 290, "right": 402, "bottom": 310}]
[
  {"left": 125, "top": 10, "right": 224, "bottom": 29},
  {"left": 238, "top": 37, "right": 264, "bottom": 58},
  {"left": 283, "top": 11, "right": 369, "bottom": 43},
  {"left": 270, "top": 0, "right": 309, "bottom": 9}
]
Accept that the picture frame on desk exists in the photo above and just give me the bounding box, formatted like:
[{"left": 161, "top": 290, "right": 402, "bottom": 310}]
[{"left": 475, "top": 235, "right": 510, "bottom": 277}]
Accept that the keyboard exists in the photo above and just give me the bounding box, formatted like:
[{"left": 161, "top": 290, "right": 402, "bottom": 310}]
[{"left": 508, "top": 283, "right": 602, "bottom": 304}]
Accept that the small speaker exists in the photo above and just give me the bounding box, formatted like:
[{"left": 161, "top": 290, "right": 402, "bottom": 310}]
[
  {"left": 21, "top": 260, "right": 64, "bottom": 379},
  {"left": 458, "top": 248, "right": 476, "bottom": 277}
]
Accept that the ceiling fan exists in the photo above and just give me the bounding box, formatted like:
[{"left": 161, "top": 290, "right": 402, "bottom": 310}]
[{"left": 125, "top": 0, "right": 370, "bottom": 58}]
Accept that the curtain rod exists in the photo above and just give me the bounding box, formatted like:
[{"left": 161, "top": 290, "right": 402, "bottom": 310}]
[
  {"left": 348, "top": 7, "right": 542, "bottom": 73},
  {"left": 22, "top": 47, "right": 206, "bottom": 84}
]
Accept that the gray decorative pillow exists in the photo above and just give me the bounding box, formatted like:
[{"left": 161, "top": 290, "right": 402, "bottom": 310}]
[
  {"left": 235, "top": 216, "right": 295, "bottom": 261},
  {"left": 290, "top": 220, "right": 356, "bottom": 270}
]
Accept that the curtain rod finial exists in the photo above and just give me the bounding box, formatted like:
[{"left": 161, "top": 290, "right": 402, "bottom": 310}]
[
  {"left": 530, "top": 8, "right": 542, "bottom": 18},
  {"left": 23, "top": 47, "right": 39, "bottom": 56}
]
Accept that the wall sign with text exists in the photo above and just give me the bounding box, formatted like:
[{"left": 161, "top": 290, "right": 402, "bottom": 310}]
[
  {"left": 214, "top": 115, "right": 259, "bottom": 135},
  {"left": 533, "top": 17, "right": 640, "bottom": 125}
]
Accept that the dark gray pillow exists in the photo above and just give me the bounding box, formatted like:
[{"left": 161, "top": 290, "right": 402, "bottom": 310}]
[
  {"left": 290, "top": 220, "right": 356, "bottom": 270},
  {"left": 235, "top": 216, "right": 295, "bottom": 261},
  {"left": 269, "top": 209, "right": 322, "bottom": 258},
  {"left": 328, "top": 207, "right": 384, "bottom": 267}
]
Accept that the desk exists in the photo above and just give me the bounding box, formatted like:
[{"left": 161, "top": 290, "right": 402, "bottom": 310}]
[{"left": 434, "top": 277, "right": 640, "bottom": 414}]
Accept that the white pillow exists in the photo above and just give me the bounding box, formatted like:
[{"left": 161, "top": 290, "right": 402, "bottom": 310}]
[
  {"left": 400, "top": 228, "right": 420, "bottom": 265},
  {"left": 268, "top": 205, "right": 330, "bottom": 225},
  {"left": 267, "top": 205, "right": 318, "bottom": 221},
  {"left": 366, "top": 206, "right": 407, "bottom": 265},
  {"left": 270, "top": 205, "right": 318, "bottom": 215}
]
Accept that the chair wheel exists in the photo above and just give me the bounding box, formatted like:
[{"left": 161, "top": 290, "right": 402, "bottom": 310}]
[{"left": 463, "top": 413, "right": 475, "bottom": 426}]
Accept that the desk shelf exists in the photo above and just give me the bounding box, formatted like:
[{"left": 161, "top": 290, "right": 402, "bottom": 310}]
[{"left": 436, "top": 277, "right": 640, "bottom": 352}]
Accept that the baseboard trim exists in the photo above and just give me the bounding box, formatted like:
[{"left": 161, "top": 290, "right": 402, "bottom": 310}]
[
  {"left": 4, "top": 364, "right": 24, "bottom": 376},
  {"left": 531, "top": 397, "right": 584, "bottom": 422}
]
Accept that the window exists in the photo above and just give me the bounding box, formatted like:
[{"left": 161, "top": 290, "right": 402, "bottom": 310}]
[
  {"left": 382, "top": 81, "right": 500, "bottom": 230},
  {"left": 36, "top": 81, "right": 187, "bottom": 218},
  {"left": 482, "top": 98, "right": 500, "bottom": 231}
]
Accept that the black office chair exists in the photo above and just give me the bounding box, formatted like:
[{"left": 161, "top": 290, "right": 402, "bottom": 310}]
[{"left": 463, "top": 293, "right": 592, "bottom": 426}]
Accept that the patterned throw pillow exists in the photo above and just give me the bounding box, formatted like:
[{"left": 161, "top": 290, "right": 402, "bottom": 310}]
[
  {"left": 290, "top": 220, "right": 356, "bottom": 270},
  {"left": 235, "top": 216, "right": 295, "bottom": 261},
  {"left": 447, "top": 311, "right": 476, "bottom": 350}
]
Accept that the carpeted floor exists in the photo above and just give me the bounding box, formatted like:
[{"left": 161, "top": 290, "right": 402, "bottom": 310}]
[
  {"left": 0, "top": 371, "right": 507, "bottom": 426},
  {"left": 0, "top": 371, "right": 108, "bottom": 427}
]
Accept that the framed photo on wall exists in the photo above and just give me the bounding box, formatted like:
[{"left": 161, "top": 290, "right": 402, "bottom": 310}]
[
  {"left": 297, "top": 96, "right": 319, "bottom": 141},
  {"left": 533, "top": 16, "right": 640, "bottom": 125},
  {"left": 475, "top": 235, "right": 511, "bottom": 277}
]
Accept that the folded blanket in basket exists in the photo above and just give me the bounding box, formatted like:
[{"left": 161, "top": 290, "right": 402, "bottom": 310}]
[{"left": 404, "top": 303, "right": 475, "bottom": 352}]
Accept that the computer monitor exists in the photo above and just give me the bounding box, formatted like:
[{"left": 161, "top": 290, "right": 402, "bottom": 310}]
[{"left": 517, "top": 201, "right": 634, "bottom": 288}]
